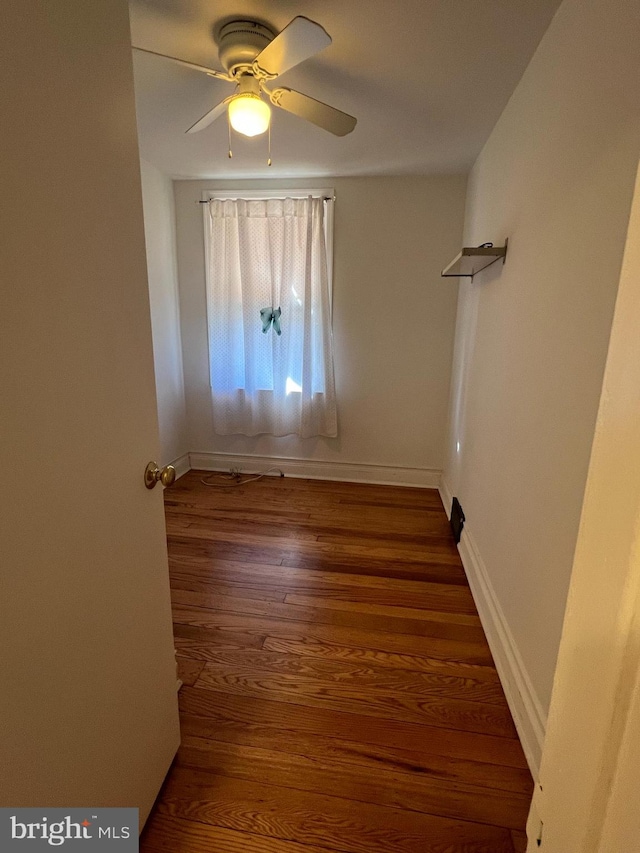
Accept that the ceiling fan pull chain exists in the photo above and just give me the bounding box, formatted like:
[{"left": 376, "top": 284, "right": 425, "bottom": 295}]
[
  {"left": 228, "top": 112, "right": 233, "bottom": 159},
  {"left": 267, "top": 121, "right": 272, "bottom": 167}
]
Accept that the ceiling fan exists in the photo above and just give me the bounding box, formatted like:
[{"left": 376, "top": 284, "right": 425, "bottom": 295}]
[{"left": 133, "top": 16, "right": 357, "bottom": 139}]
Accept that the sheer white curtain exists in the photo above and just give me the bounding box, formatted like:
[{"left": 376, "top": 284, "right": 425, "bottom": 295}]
[{"left": 205, "top": 196, "right": 337, "bottom": 437}]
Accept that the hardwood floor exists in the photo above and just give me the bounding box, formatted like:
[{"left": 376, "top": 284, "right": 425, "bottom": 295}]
[{"left": 141, "top": 471, "right": 532, "bottom": 853}]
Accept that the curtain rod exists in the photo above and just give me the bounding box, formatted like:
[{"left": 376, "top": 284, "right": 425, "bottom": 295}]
[{"left": 199, "top": 196, "right": 334, "bottom": 204}]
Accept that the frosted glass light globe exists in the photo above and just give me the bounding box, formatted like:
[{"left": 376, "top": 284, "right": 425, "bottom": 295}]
[{"left": 228, "top": 94, "right": 271, "bottom": 137}]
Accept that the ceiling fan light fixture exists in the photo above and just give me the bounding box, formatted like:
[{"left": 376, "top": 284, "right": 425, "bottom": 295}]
[
  {"left": 135, "top": 16, "right": 357, "bottom": 140},
  {"left": 228, "top": 93, "right": 271, "bottom": 137}
]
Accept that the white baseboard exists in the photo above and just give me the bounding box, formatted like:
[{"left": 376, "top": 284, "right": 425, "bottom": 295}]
[
  {"left": 168, "top": 453, "right": 191, "bottom": 481},
  {"left": 439, "top": 475, "right": 454, "bottom": 519},
  {"left": 188, "top": 451, "right": 441, "bottom": 489},
  {"left": 456, "top": 523, "right": 546, "bottom": 777}
]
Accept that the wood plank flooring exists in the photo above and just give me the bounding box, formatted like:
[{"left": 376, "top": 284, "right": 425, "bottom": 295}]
[{"left": 141, "top": 471, "right": 532, "bottom": 853}]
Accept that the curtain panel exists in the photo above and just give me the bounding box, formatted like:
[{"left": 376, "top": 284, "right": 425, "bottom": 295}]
[{"left": 205, "top": 196, "right": 337, "bottom": 437}]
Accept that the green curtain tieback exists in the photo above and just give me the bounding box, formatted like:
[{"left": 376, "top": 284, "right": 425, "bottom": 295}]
[{"left": 260, "top": 307, "right": 282, "bottom": 335}]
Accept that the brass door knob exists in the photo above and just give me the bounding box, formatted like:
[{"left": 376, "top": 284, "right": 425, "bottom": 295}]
[{"left": 144, "top": 461, "right": 176, "bottom": 489}]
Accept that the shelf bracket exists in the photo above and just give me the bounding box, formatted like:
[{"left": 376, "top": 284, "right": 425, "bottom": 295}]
[{"left": 441, "top": 239, "right": 508, "bottom": 280}]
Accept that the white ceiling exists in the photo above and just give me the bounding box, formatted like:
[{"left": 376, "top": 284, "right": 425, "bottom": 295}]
[{"left": 130, "top": 0, "right": 561, "bottom": 179}]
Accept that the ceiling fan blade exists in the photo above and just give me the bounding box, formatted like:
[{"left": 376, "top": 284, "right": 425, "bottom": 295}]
[
  {"left": 253, "top": 17, "right": 331, "bottom": 79},
  {"left": 270, "top": 88, "right": 357, "bottom": 136},
  {"left": 186, "top": 98, "right": 231, "bottom": 134},
  {"left": 132, "top": 46, "right": 231, "bottom": 80}
]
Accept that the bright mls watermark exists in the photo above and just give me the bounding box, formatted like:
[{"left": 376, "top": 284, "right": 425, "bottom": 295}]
[{"left": 0, "top": 809, "right": 138, "bottom": 850}]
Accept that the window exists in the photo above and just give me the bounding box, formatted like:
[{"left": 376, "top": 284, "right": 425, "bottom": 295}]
[{"left": 203, "top": 190, "right": 337, "bottom": 438}]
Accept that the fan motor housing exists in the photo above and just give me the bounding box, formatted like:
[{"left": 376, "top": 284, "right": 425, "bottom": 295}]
[{"left": 217, "top": 20, "right": 274, "bottom": 76}]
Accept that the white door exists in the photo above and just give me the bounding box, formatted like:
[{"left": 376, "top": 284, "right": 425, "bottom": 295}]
[
  {"left": 525, "top": 163, "right": 640, "bottom": 850},
  {"left": 0, "top": 0, "right": 180, "bottom": 823}
]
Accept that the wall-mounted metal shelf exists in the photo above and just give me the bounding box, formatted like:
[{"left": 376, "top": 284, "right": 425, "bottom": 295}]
[{"left": 441, "top": 240, "right": 508, "bottom": 280}]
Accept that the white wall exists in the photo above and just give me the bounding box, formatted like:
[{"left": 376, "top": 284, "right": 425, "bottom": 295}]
[
  {"left": 140, "top": 159, "right": 188, "bottom": 466},
  {"left": 444, "top": 0, "right": 640, "bottom": 771},
  {"left": 174, "top": 175, "right": 466, "bottom": 481}
]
